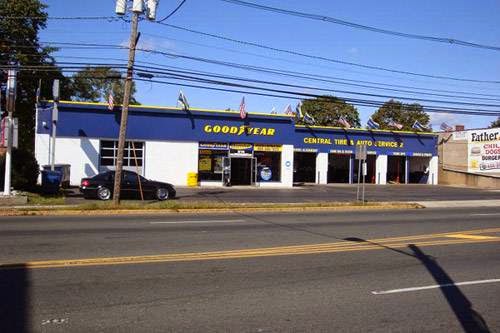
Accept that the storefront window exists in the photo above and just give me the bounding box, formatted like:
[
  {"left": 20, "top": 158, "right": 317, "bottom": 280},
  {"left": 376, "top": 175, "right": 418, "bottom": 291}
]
[
  {"left": 198, "top": 149, "right": 227, "bottom": 181},
  {"left": 255, "top": 150, "right": 281, "bottom": 182}
]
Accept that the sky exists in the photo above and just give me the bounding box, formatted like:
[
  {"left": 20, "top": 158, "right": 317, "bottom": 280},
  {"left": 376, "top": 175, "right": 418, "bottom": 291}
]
[{"left": 39, "top": 0, "right": 500, "bottom": 129}]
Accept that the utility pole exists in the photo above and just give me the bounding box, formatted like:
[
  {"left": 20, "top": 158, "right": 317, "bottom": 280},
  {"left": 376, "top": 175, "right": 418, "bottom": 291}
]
[
  {"left": 51, "top": 79, "right": 59, "bottom": 171},
  {"left": 3, "top": 66, "right": 17, "bottom": 196},
  {"left": 113, "top": 0, "right": 159, "bottom": 204}
]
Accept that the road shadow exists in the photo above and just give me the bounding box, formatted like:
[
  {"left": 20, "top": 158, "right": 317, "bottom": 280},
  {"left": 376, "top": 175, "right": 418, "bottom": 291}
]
[
  {"left": 408, "top": 244, "right": 490, "bottom": 333},
  {"left": 0, "top": 265, "right": 30, "bottom": 332},
  {"left": 344, "top": 237, "right": 490, "bottom": 332}
]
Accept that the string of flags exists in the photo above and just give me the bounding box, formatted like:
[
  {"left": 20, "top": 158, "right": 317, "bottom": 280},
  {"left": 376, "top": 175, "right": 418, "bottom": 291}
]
[
  {"left": 367, "top": 117, "right": 380, "bottom": 129},
  {"left": 107, "top": 92, "right": 114, "bottom": 111},
  {"left": 412, "top": 120, "right": 428, "bottom": 131},
  {"left": 239, "top": 97, "right": 247, "bottom": 119},
  {"left": 177, "top": 90, "right": 190, "bottom": 110},
  {"left": 172, "top": 92, "right": 434, "bottom": 132},
  {"left": 440, "top": 122, "right": 453, "bottom": 132},
  {"left": 388, "top": 119, "right": 403, "bottom": 130}
]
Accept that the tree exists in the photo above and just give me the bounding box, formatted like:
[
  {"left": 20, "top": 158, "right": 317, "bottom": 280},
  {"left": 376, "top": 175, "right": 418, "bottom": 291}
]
[
  {"left": 371, "top": 99, "right": 430, "bottom": 131},
  {"left": 0, "top": 0, "right": 71, "bottom": 153},
  {"left": 298, "top": 96, "right": 360, "bottom": 127},
  {"left": 489, "top": 117, "right": 500, "bottom": 128},
  {"left": 70, "top": 66, "right": 139, "bottom": 104}
]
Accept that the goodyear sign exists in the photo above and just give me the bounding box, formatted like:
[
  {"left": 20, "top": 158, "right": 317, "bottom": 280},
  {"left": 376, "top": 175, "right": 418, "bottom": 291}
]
[{"left": 204, "top": 124, "right": 275, "bottom": 136}]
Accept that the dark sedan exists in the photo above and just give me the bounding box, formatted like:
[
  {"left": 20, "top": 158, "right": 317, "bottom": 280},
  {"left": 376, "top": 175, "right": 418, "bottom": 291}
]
[{"left": 80, "top": 170, "right": 176, "bottom": 201}]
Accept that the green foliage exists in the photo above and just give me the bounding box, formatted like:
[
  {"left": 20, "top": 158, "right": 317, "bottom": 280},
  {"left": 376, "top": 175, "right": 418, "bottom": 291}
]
[
  {"left": 0, "top": 0, "right": 73, "bottom": 152},
  {"left": 0, "top": 148, "right": 40, "bottom": 190},
  {"left": 489, "top": 117, "right": 500, "bottom": 128},
  {"left": 297, "top": 96, "right": 360, "bottom": 127},
  {"left": 371, "top": 99, "right": 430, "bottom": 131},
  {"left": 70, "top": 66, "right": 139, "bottom": 104}
]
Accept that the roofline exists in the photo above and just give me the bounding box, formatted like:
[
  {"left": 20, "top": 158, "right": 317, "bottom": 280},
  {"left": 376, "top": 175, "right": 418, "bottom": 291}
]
[
  {"left": 53, "top": 100, "right": 294, "bottom": 119},
  {"left": 295, "top": 124, "right": 436, "bottom": 136},
  {"left": 49, "top": 100, "right": 437, "bottom": 136}
]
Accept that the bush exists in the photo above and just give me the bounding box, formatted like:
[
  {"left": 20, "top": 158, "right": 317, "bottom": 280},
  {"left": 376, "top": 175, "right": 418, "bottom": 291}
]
[{"left": 0, "top": 149, "right": 40, "bottom": 191}]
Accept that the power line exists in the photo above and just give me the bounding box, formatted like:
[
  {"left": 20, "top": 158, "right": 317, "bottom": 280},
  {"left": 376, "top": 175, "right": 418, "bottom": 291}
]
[
  {"left": 219, "top": 0, "right": 500, "bottom": 52},
  {"left": 47, "top": 54, "right": 500, "bottom": 100},
  {"left": 134, "top": 77, "right": 500, "bottom": 116},
  {"left": 131, "top": 67, "right": 500, "bottom": 110},
  {"left": 35, "top": 39, "right": 500, "bottom": 85},
  {"left": 2, "top": 61, "right": 498, "bottom": 115},
  {"left": 154, "top": 22, "right": 500, "bottom": 84},
  {"left": 0, "top": 15, "right": 118, "bottom": 21},
  {"left": 158, "top": 0, "right": 188, "bottom": 22},
  {"left": 8, "top": 38, "right": 500, "bottom": 85},
  {"left": 134, "top": 65, "right": 500, "bottom": 104}
]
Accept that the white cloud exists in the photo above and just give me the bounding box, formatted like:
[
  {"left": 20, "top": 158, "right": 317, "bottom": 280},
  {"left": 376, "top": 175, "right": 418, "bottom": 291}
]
[{"left": 348, "top": 47, "right": 359, "bottom": 55}]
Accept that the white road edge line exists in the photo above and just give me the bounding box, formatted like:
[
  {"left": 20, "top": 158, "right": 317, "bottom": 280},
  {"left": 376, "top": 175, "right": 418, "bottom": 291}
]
[
  {"left": 470, "top": 213, "right": 500, "bottom": 216},
  {"left": 372, "top": 278, "right": 500, "bottom": 295},
  {"left": 149, "top": 219, "right": 246, "bottom": 224}
]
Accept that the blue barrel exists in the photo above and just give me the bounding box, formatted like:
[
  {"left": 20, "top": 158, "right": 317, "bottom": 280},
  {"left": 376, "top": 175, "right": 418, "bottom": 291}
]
[{"left": 41, "top": 170, "right": 62, "bottom": 194}]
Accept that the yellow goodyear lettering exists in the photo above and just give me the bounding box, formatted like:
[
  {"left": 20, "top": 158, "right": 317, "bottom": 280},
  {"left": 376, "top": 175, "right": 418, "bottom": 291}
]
[{"left": 203, "top": 124, "right": 276, "bottom": 136}]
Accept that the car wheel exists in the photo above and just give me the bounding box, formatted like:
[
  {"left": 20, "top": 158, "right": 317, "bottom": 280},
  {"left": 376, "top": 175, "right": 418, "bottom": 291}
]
[
  {"left": 97, "top": 186, "right": 111, "bottom": 200},
  {"left": 156, "top": 187, "right": 169, "bottom": 201}
]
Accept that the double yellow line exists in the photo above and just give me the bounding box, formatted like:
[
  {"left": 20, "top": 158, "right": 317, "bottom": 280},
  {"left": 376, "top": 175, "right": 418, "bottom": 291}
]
[{"left": 2, "top": 227, "right": 500, "bottom": 270}]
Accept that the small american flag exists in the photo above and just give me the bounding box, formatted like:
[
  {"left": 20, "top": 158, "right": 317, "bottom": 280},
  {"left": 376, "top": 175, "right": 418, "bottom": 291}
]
[
  {"left": 239, "top": 97, "right": 247, "bottom": 119},
  {"left": 388, "top": 119, "right": 403, "bottom": 130},
  {"left": 284, "top": 104, "right": 293, "bottom": 115},
  {"left": 338, "top": 116, "right": 351, "bottom": 128},
  {"left": 440, "top": 122, "right": 453, "bottom": 132},
  {"left": 107, "top": 92, "right": 114, "bottom": 111}
]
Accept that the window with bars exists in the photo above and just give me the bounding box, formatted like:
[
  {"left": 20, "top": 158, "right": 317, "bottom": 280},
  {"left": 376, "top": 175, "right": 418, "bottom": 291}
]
[{"left": 100, "top": 140, "right": 144, "bottom": 168}]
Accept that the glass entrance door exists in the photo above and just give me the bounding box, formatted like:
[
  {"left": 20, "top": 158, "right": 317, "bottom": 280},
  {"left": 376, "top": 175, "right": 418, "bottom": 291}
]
[
  {"left": 230, "top": 157, "right": 253, "bottom": 185},
  {"left": 222, "top": 157, "right": 231, "bottom": 186}
]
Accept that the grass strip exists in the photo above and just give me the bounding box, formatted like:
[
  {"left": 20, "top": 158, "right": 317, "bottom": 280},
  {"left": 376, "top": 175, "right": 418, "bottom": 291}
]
[{"left": 1, "top": 201, "right": 423, "bottom": 216}]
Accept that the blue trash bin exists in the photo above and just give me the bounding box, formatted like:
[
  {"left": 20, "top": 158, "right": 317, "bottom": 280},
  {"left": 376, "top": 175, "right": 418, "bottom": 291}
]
[{"left": 41, "top": 170, "right": 62, "bottom": 194}]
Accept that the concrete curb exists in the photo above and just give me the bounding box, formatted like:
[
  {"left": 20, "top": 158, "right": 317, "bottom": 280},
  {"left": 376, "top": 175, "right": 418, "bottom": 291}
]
[
  {"left": 0, "top": 203, "right": 422, "bottom": 216},
  {"left": 417, "top": 200, "right": 500, "bottom": 208}
]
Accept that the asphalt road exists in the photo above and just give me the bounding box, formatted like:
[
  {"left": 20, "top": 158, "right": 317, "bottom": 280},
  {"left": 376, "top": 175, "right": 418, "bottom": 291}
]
[
  {"left": 64, "top": 184, "right": 500, "bottom": 204},
  {"left": 1, "top": 207, "right": 500, "bottom": 332}
]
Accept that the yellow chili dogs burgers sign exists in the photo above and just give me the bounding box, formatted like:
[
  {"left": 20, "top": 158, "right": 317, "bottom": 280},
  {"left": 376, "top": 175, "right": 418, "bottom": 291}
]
[{"left": 468, "top": 128, "right": 500, "bottom": 172}]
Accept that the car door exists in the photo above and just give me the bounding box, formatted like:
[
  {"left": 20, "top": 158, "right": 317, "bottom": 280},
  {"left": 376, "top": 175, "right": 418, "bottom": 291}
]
[{"left": 121, "top": 171, "right": 139, "bottom": 199}]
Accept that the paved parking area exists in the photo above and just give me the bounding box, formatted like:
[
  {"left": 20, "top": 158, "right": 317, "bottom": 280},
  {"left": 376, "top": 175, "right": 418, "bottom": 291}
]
[{"left": 64, "top": 184, "right": 500, "bottom": 204}]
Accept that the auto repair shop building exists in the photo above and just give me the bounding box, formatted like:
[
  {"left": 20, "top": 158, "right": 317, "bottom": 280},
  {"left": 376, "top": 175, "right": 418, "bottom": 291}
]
[{"left": 35, "top": 101, "right": 438, "bottom": 187}]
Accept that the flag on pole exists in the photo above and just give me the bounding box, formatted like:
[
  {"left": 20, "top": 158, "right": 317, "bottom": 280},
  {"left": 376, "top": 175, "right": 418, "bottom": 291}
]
[
  {"left": 177, "top": 90, "right": 189, "bottom": 110},
  {"left": 35, "top": 86, "right": 41, "bottom": 105},
  {"left": 296, "top": 101, "right": 304, "bottom": 120},
  {"left": 388, "top": 119, "right": 403, "bottom": 130},
  {"left": 338, "top": 116, "right": 351, "bottom": 128},
  {"left": 283, "top": 104, "right": 293, "bottom": 115},
  {"left": 239, "top": 97, "right": 247, "bottom": 119},
  {"left": 303, "top": 112, "right": 315, "bottom": 125},
  {"left": 412, "top": 120, "right": 428, "bottom": 131},
  {"left": 107, "top": 92, "right": 115, "bottom": 111},
  {"left": 440, "top": 122, "right": 453, "bottom": 132},
  {"left": 367, "top": 117, "right": 380, "bottom": 129}
]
